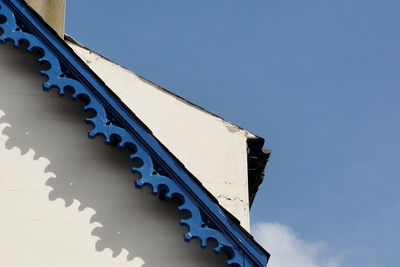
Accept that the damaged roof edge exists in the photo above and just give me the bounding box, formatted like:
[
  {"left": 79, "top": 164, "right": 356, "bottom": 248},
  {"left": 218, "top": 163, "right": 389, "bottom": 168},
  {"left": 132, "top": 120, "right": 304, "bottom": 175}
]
[
  {"left": 247, "top": 138, "right": 271, "bottom": 207},
  {"left": 65, "top": 34, "right": 271, "bottom": 208}
]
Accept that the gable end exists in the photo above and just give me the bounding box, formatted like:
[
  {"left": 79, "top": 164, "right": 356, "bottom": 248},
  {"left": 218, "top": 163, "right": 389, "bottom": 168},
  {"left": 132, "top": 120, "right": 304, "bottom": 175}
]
[{"left": 0, "top": 1, "right": 270, "bottom": 266}]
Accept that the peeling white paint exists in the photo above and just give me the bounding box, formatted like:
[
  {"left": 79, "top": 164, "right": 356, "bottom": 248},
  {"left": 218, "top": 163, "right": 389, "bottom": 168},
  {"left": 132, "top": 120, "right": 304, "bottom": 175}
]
[{"left": 67, "top": 40, "right": 255, "bottom": 229}]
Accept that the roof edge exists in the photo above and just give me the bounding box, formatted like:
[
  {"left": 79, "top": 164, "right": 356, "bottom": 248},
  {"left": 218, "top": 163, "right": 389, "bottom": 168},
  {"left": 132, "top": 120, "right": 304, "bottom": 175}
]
[
  {"left": 0, "top": 1, "right": 270, "bottom": 266},
  {"left": 64, "top": 34, "right": 261, "bottom": 140},
  {"left": 247, "top": 137, "right": 271, "bottom": 207},
  {"left": 65, "top": 34, "right": 271, "bottom": 207}
]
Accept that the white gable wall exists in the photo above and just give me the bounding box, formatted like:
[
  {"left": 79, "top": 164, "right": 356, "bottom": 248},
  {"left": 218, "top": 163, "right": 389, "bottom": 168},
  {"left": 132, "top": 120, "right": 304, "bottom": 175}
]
[
  {"left": 67, "top": 41, "right": 253, "bottom": 229},
  {"left": 0, "top": 43, "right": 227, "bottom": 266}
]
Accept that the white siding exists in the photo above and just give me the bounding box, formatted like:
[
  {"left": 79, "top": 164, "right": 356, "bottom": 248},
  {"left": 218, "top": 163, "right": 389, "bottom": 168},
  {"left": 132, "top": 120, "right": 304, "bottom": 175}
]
[
  {"left": 0, "top": 43, "right": 226, "bottom": 266},
  {"left": 67, "top": 41, "right": 252, "bottom": 229}
]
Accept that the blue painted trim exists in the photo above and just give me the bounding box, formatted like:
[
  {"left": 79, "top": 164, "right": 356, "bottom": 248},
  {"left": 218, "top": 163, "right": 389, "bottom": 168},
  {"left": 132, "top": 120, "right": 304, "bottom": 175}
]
[{"left": 0, "top": 1, "right": 269, "bottom": 266}]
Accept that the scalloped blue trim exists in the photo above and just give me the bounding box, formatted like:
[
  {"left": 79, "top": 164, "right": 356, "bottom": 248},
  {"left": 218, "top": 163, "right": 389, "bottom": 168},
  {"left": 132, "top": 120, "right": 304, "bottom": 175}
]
[{"left": 0, "top": 1, "right": 269, "bottom": 266}]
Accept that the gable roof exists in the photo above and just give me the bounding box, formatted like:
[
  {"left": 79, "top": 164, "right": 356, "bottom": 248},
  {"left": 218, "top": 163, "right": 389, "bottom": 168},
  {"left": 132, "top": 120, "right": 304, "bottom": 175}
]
[
  {"left": 0, "top": 0, "right": 270, "bottom": 266},
  {"left": 64, "top": 35, "right": 271, "bottom": 227}
]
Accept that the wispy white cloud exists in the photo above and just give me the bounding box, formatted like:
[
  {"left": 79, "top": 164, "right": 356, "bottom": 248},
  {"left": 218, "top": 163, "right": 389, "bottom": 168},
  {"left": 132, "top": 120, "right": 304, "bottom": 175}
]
[{"left": 252, "top": 222, "right": 340, "bottom": 267}]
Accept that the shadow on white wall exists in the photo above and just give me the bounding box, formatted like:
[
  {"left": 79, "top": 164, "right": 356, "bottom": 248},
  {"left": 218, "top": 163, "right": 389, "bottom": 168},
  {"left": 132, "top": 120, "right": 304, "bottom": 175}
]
[{"left": 0, "top": 42, "right": 226, "bottom": 267}]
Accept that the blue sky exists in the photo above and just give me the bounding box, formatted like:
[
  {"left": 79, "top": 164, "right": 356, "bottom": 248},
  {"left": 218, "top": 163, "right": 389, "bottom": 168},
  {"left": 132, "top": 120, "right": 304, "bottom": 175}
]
[{"left": 66, "top": 1, "right": 400, "bottom": 266}]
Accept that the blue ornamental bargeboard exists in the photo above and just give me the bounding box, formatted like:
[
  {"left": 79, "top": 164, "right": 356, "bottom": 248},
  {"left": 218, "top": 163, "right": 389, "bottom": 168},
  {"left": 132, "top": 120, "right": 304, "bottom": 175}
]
[{"left": 0, "top": 0, "right": 269, "bottom": 266}]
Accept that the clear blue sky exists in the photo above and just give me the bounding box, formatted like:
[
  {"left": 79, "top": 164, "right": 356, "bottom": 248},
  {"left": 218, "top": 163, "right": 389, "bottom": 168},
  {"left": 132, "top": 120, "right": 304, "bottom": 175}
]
[{"left": 66, "top": 1, "right": 399, "bottom": 266}]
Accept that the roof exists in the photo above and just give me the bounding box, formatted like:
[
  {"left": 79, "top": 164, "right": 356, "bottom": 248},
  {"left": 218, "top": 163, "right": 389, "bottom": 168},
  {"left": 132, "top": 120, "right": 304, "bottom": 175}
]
[
  {"left": 0, "top": 0, "right": 270, "bottom": 266},
  {"left": 64, "top": 35, "right": 270, "bottom": 210}
]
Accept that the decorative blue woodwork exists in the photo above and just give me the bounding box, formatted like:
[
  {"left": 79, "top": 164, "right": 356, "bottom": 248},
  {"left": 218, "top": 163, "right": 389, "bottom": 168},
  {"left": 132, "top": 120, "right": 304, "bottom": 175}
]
[{"left": 0, "top": 1, "right": 269, "bottom": 266}]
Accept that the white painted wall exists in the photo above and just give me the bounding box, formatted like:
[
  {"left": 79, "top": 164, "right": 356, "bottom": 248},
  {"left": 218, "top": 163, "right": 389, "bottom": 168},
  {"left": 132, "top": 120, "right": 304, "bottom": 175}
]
[
  {"left": 67, "top": 41, "right": 254, "bottom": 229},
  {"left": 0, "top": 43, "right": 227, "bottom": 266}
]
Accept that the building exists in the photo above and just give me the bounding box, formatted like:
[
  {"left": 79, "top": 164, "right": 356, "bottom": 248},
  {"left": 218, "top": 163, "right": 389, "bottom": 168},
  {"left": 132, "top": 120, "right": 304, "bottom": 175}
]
[{"left": 0, "top": 0, "right": 270, "bottom": 266}]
